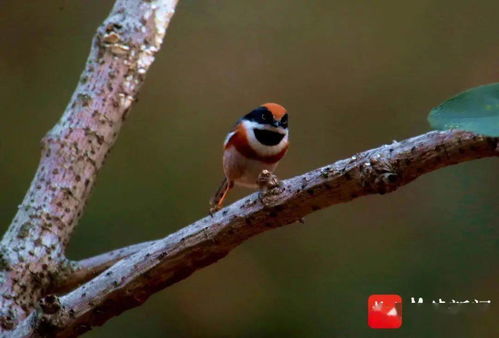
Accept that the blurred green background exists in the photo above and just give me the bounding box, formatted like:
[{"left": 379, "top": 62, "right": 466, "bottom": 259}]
[{"left": 1, "top": 0, "right": 498, "bottom": 337}]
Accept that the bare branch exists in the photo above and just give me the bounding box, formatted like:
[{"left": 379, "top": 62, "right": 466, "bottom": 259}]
[
  {"left": 17, "top": 130, "right": 497, "bottom": 337},
  {"left": 52, "top": 241, "right": 156, "bottom": 294},
  {"left": 0, "top": 0, "right": 179, "bottom": 332}
]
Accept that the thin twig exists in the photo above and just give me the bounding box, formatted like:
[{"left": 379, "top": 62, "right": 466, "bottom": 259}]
[{"left": 52, "top": 241, "right": 156, "bottom": 294}]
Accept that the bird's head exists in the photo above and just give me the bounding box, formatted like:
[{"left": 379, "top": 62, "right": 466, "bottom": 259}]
[{"left": 241, "top": 103, "right": 288, "bottom": 146}]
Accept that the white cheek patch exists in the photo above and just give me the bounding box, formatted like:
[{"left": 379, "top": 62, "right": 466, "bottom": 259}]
[
  {"left": 242, "top": 120, "right": 288, "bottom": 156},
  {"left": 224, "top": 131, "right": 236, "bottom": 147}
]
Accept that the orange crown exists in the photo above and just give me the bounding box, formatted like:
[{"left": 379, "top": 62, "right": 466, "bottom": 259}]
[{"left": 261, "top": 103, "right": 287, "bottom": 119}]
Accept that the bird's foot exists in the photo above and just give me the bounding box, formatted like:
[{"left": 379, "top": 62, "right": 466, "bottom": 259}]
[{"left": 208, "top": 205, "right": 220, "bottom": 217}]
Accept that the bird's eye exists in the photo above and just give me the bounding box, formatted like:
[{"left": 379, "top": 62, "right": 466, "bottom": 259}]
[
  {"left": 280, "top": 114, "right": 288, "bottom": 127},
  {"left": 259, "top": 111, "right": 273, "bottom": 123}
]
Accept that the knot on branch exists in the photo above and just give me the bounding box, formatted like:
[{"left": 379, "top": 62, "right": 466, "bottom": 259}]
[
  {"left": 100, "top": 22, "right": 131, "bottom": 56},
  {"left": 0, "top": 310, "right": 16, "bottom": 330},
  {"left": 0, "top": 249, "right": 12, "bottom": 271},
  {"left": 39, "top": 295, "right": 61, "bottom": 315},
  {"left": 257, "top": 170, "right": 285, "bottom": 207},
  {"left": 359, "top": 156, "right": 400, "bottom": 195},
  {"left": 36, "top": 295, "right": 72, "bottom": 337}
]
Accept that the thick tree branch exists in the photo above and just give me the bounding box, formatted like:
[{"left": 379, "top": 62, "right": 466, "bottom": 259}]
[
  {"left": 0, "top": 0, "right": 179, "bottom": 332},
  {"left": 16, "top": 130, "right": 497, "bottom": 336}
]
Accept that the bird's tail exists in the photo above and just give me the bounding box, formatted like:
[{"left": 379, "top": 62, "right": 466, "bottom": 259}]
[{"left": 210, "top": 177, "right": 233, "bottom": 213}]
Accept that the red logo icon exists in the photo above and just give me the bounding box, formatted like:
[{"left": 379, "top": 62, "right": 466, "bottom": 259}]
[{"left": 368, "top": 294, "right": 402, "bottom": 329}]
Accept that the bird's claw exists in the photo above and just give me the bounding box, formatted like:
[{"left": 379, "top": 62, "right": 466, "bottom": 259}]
[{"left": 209, "top": 205, "right": 220, "bottom": 217}]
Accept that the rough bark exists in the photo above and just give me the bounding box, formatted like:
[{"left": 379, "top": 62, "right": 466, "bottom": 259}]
[
  {"left": 1, "top": 0, "right": 498, "bottom": 336},
  {"left": 52, "top": 241, "right": 156, "bottom": 294},
  {"left": 13, "top": 130, "right": 498, "bottom": 337},
  {"left": 0, "top": 0, "right": 179, "bottom": 334}
]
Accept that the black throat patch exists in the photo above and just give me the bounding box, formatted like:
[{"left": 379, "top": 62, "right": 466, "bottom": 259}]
[{"left": 253, "top": 129, "right": 285, "bottom": 146}]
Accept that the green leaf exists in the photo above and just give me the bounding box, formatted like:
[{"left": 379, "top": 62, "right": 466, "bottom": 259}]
[{"left": 428, "top": 83, "right": 499, "bottom": 136}]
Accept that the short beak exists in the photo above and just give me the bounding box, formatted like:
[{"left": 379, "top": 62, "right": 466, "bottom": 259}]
[{"left": 271, "top": 120, "right": 280, "bottom": 128}]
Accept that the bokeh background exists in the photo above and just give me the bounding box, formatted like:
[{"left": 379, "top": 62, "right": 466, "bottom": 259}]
[{"left": 1, "top": 0, "right": 498, "bottom": 337}]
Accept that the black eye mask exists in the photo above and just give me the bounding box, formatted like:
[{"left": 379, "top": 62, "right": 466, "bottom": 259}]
[
  {"left": 253, "top": 129, "right": 285, "bottom": 146},
  {"left": 244, "top": 106, "right": 273, "bottom": 124}
]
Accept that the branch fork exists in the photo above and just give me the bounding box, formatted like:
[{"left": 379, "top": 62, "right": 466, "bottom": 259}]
[{"left": 1, "top": 0, "right": 498, "bottom": 336}]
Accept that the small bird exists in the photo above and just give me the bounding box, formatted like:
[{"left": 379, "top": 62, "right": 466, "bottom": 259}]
[{"left": 210, "top": 103, "right": 289, "bottom": 212}]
